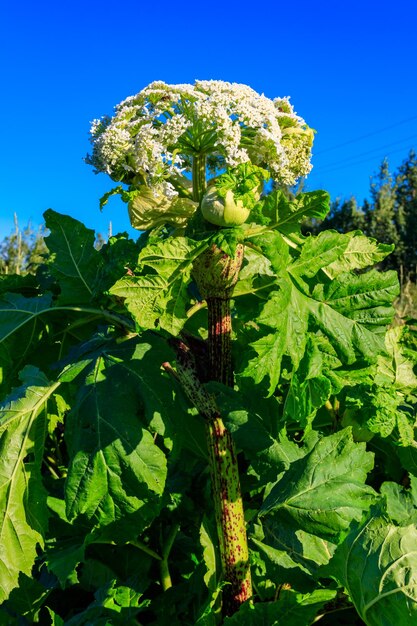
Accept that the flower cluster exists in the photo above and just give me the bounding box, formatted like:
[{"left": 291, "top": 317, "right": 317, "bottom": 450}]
[{"left": 86, "top": 80, "right": 314, "bottom": 189}]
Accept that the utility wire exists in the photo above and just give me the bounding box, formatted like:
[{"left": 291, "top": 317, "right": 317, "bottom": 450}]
[
  {"left": 314, "top": 115, "right": 417, "bottom": 155},
  {"left": 312, "top": 144, "right": 416, "bottom": 175},
  {"left": 316, "top": 134, "right": 417, "bottom": 173}
]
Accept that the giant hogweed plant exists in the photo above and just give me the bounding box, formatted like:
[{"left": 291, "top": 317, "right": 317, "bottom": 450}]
[{"left": 1, "top": 80, "right": 417, "bottom": 625}]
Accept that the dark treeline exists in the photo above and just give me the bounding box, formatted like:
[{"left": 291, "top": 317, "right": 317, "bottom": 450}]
[{"left": 304, "top": 150, "right": 417, "bottom": 280}]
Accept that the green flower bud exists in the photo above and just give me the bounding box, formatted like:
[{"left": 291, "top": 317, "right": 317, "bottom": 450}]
[
  {"left": 200, "top": 162, "right": 269, "bottom": 227},
  {"left": 201, "top": 187, "right": 250, "bottom": 227}
]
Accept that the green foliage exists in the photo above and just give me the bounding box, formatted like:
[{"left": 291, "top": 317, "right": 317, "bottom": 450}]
[
  {"left": 237, "top": 228, "right": 398, "bottom": 395},
  {"left": 223, "top": 589, "right": 336, "bottom": 625},
  {"left": 0, "top": 366, "right": 57, "bottom": 604},
  {"left": 0, "top": 186, "right": 416, "bottom": 625},
  {"left": 327, "top": 503, "right": 417, "bottom": 625},
  {"left": 43, "top": 209, "right": 104, "bottom": 305},
  {"left": 260, "top": 429, "right": 376, "bottom": 541},
  {"left": 307, "top": 150, "right": 417, "bottom": 280},
  {"left": 110, "top": 236, "right": 204, "bottom": 334}
]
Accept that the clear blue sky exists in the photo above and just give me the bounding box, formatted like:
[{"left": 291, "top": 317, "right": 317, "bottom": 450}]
[{"left": 1, "top": 0, "right": 417, "bottom": 239}]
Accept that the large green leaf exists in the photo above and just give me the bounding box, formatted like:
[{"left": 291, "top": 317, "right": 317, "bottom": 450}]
[
  {"left": 343, "top": 325, "right": 417, "bottom": 445},
  {"left": 0, "top": 292, "right": 53, "bottom": 344},
  {"left": 260, "top": 429, "right": 376, "bottom": 540},
  {"left": 0, "top": 367, "right": 58, "bottom": 603},
  {"left": 240, "top": 229, "right": 398, "bottom": 394},
  {"left": 240, "top": 276, "right": 308, "bottom": 394},
  {"left": 110, "top": 236, "right": 202, "bottom": 334},
  {"left": 325, "top": 231, "right": 394, "bottom": 277},
  {"left": 376, "top": 326, "right": 417, "bottom": 393},
  {"left": 0, "top": 292, "right": 133, "bottom": 350},
  {"left": 223, "top": 588, "right": 336, "bottom": 625},
  {"left": 289, "top": 230, "right": 350, "bottom": 279},
  {"left": 0, "top": 291, "right": 133, "bottom": 396},
  {"left": 328, "top": 510, "right": 417, "bottom": 625},
  {"left": 44, "top": 209, "right": 103, "bottom": 305},
  {"left": 289, "top": 230, "right": 394, "bottom": 282},
  {"left": 0, "top": 292, "right": 53, "bottom": 395},
  {"left": 64, "top": 345, "right": 167, "bottom": 538},
  {"left": 251, "top": 520, "right": 336, "bottom": 591},
  {"left": 283, "top": 335, "right": 332, "bottom": 430},
  {"left": 59, "top": 331, "right": 198, "bottom": 453},
  {"left": 253, "top": 189, "right": 330, "bottom": 236}
]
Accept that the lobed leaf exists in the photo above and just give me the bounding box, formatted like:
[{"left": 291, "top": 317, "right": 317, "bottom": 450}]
[
  {"left": 44, "top": 209, "right": 103, "bottom": 305},
  {"left": 256, "top": 189, "right": 330, "bottom": 236},
  {"left": 241, "top": 265, "right": 398, "bottom": 395},
  {"left": 260, "top": 429, "right": 376, "bottom": 540},
  {"left": 0, "top": 366, "right": 58, "bottom": 602},
  {"left": 328, "top": 509, "right": 417, "bottom": 625},
  {"left": 289, "top": 230, "right": 349, "bottom": 279},
  {"left": 110, "top": 236, "right": 202, "bottom": 334},
  {"left": 0, "top": 292, "right": 53, "bottom": 344},
  {"left": 64, "top": 347, "right": 167, "bottom": 537},
  {"left": 325, "top": 231, "right": 394, "bottom": 278}
]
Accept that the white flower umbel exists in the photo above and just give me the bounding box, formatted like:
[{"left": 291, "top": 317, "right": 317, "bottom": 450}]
[
  {"left": 86, "top": 80, "right": 315, "bottom": 230},
  {"left": 86, "top": 80, "right": 314, "bottom": 188}
]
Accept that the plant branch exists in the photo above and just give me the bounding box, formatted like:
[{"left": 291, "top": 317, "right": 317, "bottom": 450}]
[
  {"left": 128, "top": 539, "right": 162, "bottom": 561},
  {"left": 160, "top": 523, "right": 180, "bottom": 591}
]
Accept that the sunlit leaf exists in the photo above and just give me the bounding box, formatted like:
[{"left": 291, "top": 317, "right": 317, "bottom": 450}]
[{"left": 0, "top": 366, "right": 58, "bottom": 602}]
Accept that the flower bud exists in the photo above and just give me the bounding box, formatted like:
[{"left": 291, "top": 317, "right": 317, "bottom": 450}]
[{"left": 201, "top": 187, "right": 250, "bottom": 227}]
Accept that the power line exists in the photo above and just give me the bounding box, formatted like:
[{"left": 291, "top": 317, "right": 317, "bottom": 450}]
[
  {"left": 311, "top": 144, "right": 416, "bottom": 176},
  {"left": 316, "top": 134, "right": 417, "bottom": 173},
  {"left": 314, "top": 115, "right": 417, "bottom": 155}
]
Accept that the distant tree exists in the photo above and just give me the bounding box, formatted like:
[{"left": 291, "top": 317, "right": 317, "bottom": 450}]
[
  {"left": 394, "top": 150, "right": 417, "bottom": 278},
  {"left": 0, "top": 214, "right": 47, "bottom": 275},
  {"left": 365, "top": 159, "right": 403, "bottom": 270},
  {"left": 306, "top": 151, "right": 417, "bottom": 278},
  {"left": 303, "top": 196, "right": 366, "bottom": 236}
]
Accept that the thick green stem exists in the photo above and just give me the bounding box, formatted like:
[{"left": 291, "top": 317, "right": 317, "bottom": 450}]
[
  {"left": 192, "top": 154, "right": 206, "bottom": 203},
  {"left": 206, "top": 414, "right": 252, "bottom": 615},
  {"left": 207, "top": 298, "right": 233, "bottom": 387},
  {"left": 164, "top": 343, "right": 252, "bottom": 614},
  {"left": 192, "top": 244, "right": 252, "bottom": 615}
]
